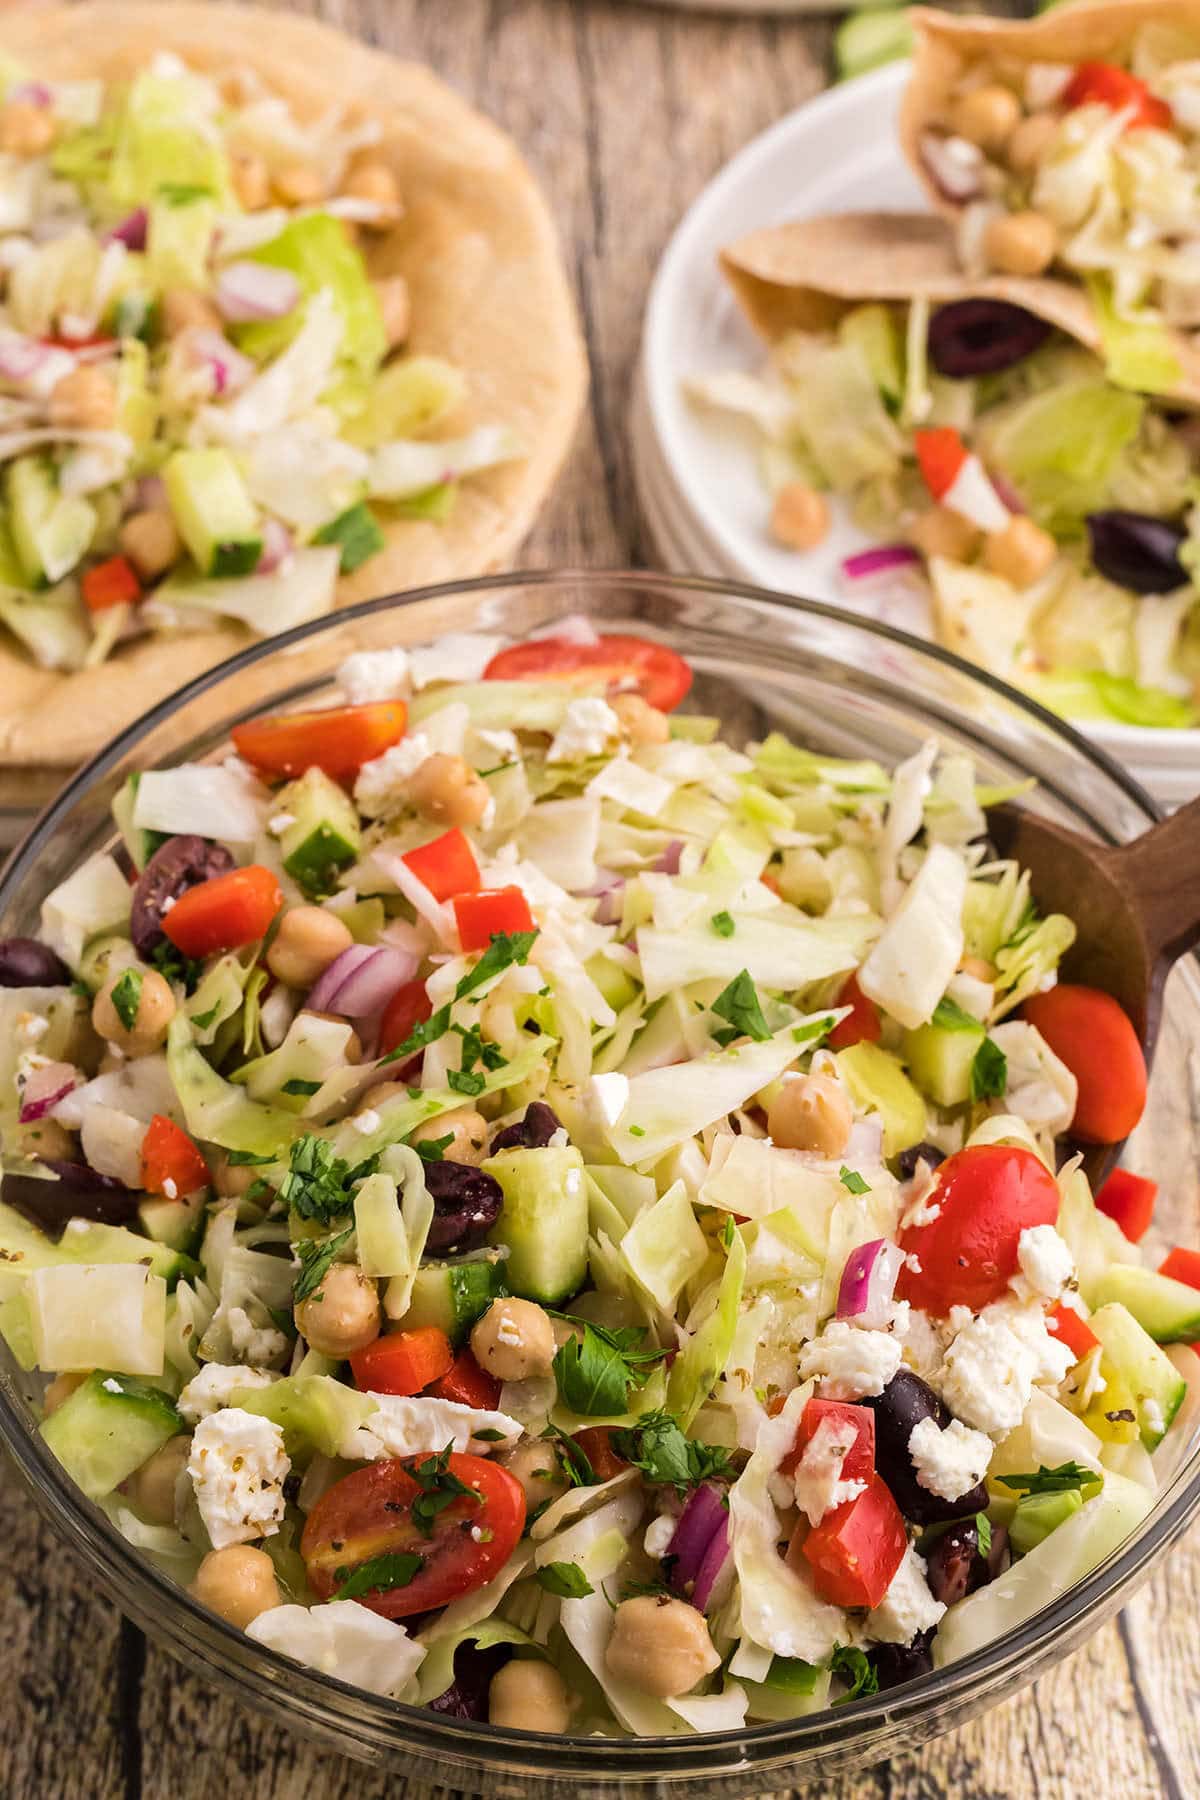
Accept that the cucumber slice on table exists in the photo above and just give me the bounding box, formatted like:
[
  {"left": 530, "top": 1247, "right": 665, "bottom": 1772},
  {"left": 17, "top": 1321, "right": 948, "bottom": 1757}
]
[{"left": 40, "top": 1370, "right": 183, "bottom": 1498}]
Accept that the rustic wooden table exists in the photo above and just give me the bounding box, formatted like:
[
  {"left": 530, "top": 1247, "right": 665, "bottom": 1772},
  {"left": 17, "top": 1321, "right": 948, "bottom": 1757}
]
[{"left": 2, "top": 0, "right": 1198, "bottom": 1795}]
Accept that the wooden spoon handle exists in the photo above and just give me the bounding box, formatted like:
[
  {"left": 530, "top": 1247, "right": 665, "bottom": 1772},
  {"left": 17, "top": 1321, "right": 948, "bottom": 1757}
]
[{"left": 1112, "top": 792, "right": 1200, "bottom": 966}]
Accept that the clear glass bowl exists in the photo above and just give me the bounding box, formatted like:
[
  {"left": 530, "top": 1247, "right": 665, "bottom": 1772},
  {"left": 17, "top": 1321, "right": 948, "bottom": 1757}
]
[{"left": 2, "top": 571, "right": 1197, "bottom": 1794}]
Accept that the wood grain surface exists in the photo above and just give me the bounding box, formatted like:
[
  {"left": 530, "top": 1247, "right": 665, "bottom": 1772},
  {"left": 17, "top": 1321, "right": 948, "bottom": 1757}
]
[{"left": 1, "top": 1, "right": 1197, "bottom": 1796}]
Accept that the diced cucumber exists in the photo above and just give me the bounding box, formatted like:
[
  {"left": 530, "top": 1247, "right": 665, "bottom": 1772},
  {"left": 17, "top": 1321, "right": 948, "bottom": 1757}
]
[
  {"left": 276, "top": 767, "right": 362, "bottom": 898},
  {"left": 484, "top": 1145, "right": 588, "bottom": 1305},
  {"left": 0, "top": 1202, "right": 194, "bottom": 1287},
  {"left": 232, "top": 1374, "right": 373, "bottom": 1459},
  {"left": 162, "top": 447, "right": 261, "bottom": 578},
  {"left": 40, "top": 1369, "right": 183, "bottom": 1498},
  {"left": 1089, "top": 1302, "right": 1187, "bottom": 1449},
  {"left": 835, "top": 1041, "right": 926, "bottom": 1158},
  {"left": 76, "top": 930, "right": 141, "bottom": 996},
  {"left": 138, "top": 1190, "right": 206, "bottom": 1257},
  {"left": 903, "top": 1017, "right": 984, "bottom": 1109},
  {"left": 1057, "top": 1168, "right": 1140, "bottom": 1307},
  {"left": 336, "top": 896, "right": 387, "bottom": 944},
  {"left": 111, "top": 773, "right": 167, "bottom": 874},
  {"left": 1009, "top": 1487, "right": 1084, "bottom": 1554},
  {"left": 1091, "top": 1264, "right": 1200, "bottom": 1344},
  {"left": 839, "top": 303, "right": 903, "bottom": 404},
  {"left": 6, "top": 454, "right": 96, "bottom": 585},
  {"left": 146, "top": 193, "right": 216, "bottom": 290},
  {"left": 401, "top": 1250, "right": 510, "bottom": 1346}
]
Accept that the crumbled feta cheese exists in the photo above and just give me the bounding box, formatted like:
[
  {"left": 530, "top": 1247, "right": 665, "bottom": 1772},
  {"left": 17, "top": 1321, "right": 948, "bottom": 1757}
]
[
  {"left": 547, "top": 697, "right": 620, "bottom": 764},
  {"left": 865, "top": 1546, "right": 946, "bottom": 1645},
  {"left": 409, "top": 633, "right": 507, "bottom": 689},
  {"left": 353, "top": 1108, "right": 381, "bottom": 1135},
  {"left": 102, "top": 1377, "right": 123, "bottom": 1394},
  {"left": 340, "top": 1394, "right": 522, "bottom": 1462},
  {"left": 337, "top": 647, "right": 412, "bottom": 704},
  {"left": 268, "top": 811, "right": 297, "bottom": 835},
  {"left": 1013, "top": 1224, "right": 1075, "bottom": 1303},
  {"left": 908, "top": 1415, "right": 992, "bottom": 1501},
  {"left": 247, "top": 1601, "right": 424, "bottom": 1697},
  {"left": 1143, "top": 1397, "right": 1165, "bottom": 1438},
  {"left": 187, "top": 1407, "right": 289, "bottom": 1549},
  {"left": 353, "top": 733, "right": 434, "bottom": 817},
  {"left": 905, "top": 1254, "right": 923, "bottom": 1275},
  {"left": 643, "top": 1512, "right": 677, "bottom": 1559},
  {"left": 798, "top": 1320, "right": 903, "bottom": 1401},
  {"left": 792, "top": 1417, "right": 866, "bottom": 1525},
  {"left": 162, "top": 1177, "right": 178, "bottom": 1201},
  {"left": 474, "top": 726, "right": 520, "bottom": 764},
  {"left": 899, "top": 1307, "right": 948, "bottom": 1386},
  {"left": 226, "top": 1305, "right": 289, "bottom": 1367},
  {"left": 939, "top": 1297, "right": 1073, "bottom": 1436},
  {"left": 178, "top": 1362, "right": 281, "bottom": 1424}
]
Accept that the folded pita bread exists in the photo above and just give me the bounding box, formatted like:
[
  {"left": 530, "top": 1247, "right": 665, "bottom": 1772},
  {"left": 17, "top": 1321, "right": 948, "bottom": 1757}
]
[{"left": 0, "top": 4, "right": 587, "bottom": 767}]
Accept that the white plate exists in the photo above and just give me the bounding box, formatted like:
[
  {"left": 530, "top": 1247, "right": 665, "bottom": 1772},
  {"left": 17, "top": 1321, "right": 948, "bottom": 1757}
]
[{"left": 639, "top": 61, "right": 1200, "bottom": 799}]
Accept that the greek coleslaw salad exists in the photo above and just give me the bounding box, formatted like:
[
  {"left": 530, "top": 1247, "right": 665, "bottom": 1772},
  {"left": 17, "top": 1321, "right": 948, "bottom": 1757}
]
[{"left": 2, "top": 623, "right": 1198, "bottom": 1733}]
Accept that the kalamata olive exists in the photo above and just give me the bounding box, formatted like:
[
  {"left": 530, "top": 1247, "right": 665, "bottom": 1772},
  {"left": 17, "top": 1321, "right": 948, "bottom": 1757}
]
[
  {"left": 489, "top": 1102, "right": 563, "bottom": 1154},
  {"left": 926, "top": 1520, "right": 985, "bottom": 1606},
  {"left": 423, "top": 1159, "right": 504, "bottom": 1254},
  {"left": 1085, "top": 510, "right": 1188, "bottom": 595},
  {"left": 864, "top": 1370, "right": 990, "bottom": 1526},
  {"left": 895, "top": 1141, "right": 946, "bottom": 1181},
  {"left": 0, "top": 937, "right": 72, "bottom": 989},
  {"left": 428, "top": 1640, "right": 512, "bottom": 1719},
  {"left": 2, "top": 1161, "right": 139, "bottom": 1234},
  {"left": 131, "top": 835, "right": 235, "bottom": 956},
  {"left": 868, "top": 1629, "right": 935, "bottom": 1691},
  {"left": 927, "top": 299, "right": 1052, "bottom": 378}
]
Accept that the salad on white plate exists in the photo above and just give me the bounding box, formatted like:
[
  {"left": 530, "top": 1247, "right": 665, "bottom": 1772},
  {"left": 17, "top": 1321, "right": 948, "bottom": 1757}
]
[{"left": 2, "top": 621, "right": 1198, "bottom": 1735}]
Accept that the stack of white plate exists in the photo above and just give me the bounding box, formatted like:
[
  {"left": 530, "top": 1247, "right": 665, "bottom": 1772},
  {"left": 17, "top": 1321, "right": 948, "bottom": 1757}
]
[{"left": 634, "top": 63, "right": 1200, "bottom": 811}]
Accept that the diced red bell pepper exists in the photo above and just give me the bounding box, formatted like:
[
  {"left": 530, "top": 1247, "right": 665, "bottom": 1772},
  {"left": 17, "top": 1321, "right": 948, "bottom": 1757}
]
[
  {"left": 140, "top": 1114, "right": 209, "bottom": 1198},
  {"left": 350, "top": 1327, "right": 454, "bottom": 1396},
  {"left": 1048, "top": 1301, "right": 1101, "bottom": 1364},
  {"left": 571, "top": 1426, "right": 631, "bottom": 1483},
  {"left": 799, "top": 1472, "right": 907, "bottom": 1609},
  {"left": 1160, "top": 1247, "right": 1200, "bottom": 1291},
  {"left": 378, "top": 977, "right": 434, "bottom": 1060},
  {"left": 82, "top": 554, "right": 142, "bottom": 613},
  {"left": 231, "top": 702, "right": 408, "bottom": 781},
  {"left": 828, "top": 972, "right": 882, "bottom": 1050},
  {"left": 1095, "top": 1167, "right": 1158, "bottom": 1242},
  {"left": 162, "top": 864, "right": 283, "bottom": 958},
  {"left": 454, "top": 886, "right": 535, "bottom": 952},
  {"left": 913, "top": 426, "right": 968, "bottom": 503},
  {"left": 1064, "top": 62, "right": 1172, "bottom": 130},
  {"left": 402, "top": 828, "right": 481, "bottom": 903},
  {"left": 426, "top": 1347, "right": 502, "bottom": 1411},
  {"left": 781, "top": 1396, "right": 876, "bottom": 1481}
]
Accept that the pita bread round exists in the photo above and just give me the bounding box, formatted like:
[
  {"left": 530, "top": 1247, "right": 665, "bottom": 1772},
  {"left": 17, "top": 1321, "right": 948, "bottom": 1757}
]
[{"left": 0, "top": 4, "right": 587, "bottom": 767}]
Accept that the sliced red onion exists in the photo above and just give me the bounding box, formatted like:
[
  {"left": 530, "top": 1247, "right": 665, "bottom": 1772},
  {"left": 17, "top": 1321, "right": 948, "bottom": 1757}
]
[
  {"left": 591, "top": 878, "right": 625, "bottom": 926},
  {"left": 215, "top": 261, "right": 301, "bottom": 324},
  {"left": 837, "top": 1238, "right": 906, "bottom": 1329},
  {"left": 842, "top": 545, "right": 922, "bottom": 584},
  {"left": 0, "top": 336, "right": 54, "bottom": 384},
  {"left": 105, "top": 208, "right": 148, "bottom": 251},
  {"left": 652, "top": 840, "right": 684, "bottom": 876},
  {"left": 188, "top": 328, "right": 255, "bottom": 397},
  {"left": 691, "top": 1514, "right": 732, "bottom": 1613},
  {"left": 920, "top": 130, "right": 985, "bottom": 203},
  {"left": 9, "top": 81, "right": 53, "bottom": 108},
  {"left": 307, "top": 944, "right": 418, "bottom": 1019},
  {"left": 666, "top": 1482, "right": 728, "bottom": 1591},
  {"left": 18, "top": 1061, "right": 79, "bottom": 1124},
  {"left": 305, "top": 943, "right": 377, "bottom": 1013},
  {"left": 257, "top": 517, "right": 294, "bottom": 574},
  {"left": 134, "top": 474, "right": 167, "bottom": 512}
]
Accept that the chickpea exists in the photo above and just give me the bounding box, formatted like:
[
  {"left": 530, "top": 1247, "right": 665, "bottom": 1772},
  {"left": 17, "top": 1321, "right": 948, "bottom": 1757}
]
[
  {"left": 266, "top": 906, "right": 354, "bottom": 990},
  {"left": 127, "top": 1434, "right": 191, "bottom": 1526},
  {"left": 295, "top": 1261, "right": 380, "bottom": 1358},
  {"left": 499, "top": 1438, "right": 570, "bottom": 1511},
  {"left": 611, "top": 692, "right": 669, "bottom": 746},
  {"left": 10, "top": 1116, "right": 73, "bottom": 1163},
  {"left": 409, "top": 1105, "right": 487, "bottom": 1164},
  {"left": 232, "top": 151, "right": 271, "bottom": 211},
  {"left": 191, "top": 1544, "right": 281, "bottom": 1630},
  {"left": 0, "top": 101, "right": 56, "bottom": 158},
  {"left": 605, "top": 1595, "right": 721, "bottom": 1699},
  {"left": 374, "top": 275, "right": 410, "bottom": 350},
  {"left": 42, "top": 1371, "right": 87, "bottom": 1417},
  {"left": 770, "top": 482, "right": 830, "bottom": 552},
  {"left": 48, "top": 365, "right": 115, "bottom": 432},
  {"left": 983, "top": 515, "right": 1057, "bottom": 588},
  {"left": 909, "top": 506, "right": 980, "bottom": 564},
  {"left": 92, "top": 966, "right": 176, "bottom": 1056},
  {"left": 345, "top": 160, "right": 402, "bottom": 220},
  {"left": 273, "top": 162, "right": 325, "bottom": 206},
  {"left": 298, "top": 1008, "right": 363, "bottom": 1064},
  {"left": 767, "top": 1072, "right": 853, "bottom": 1157},
  {"left": 212, "top": 1149, "right": 269, "bottom": 1201},
  {"left": 408, "top": 754, "right": 491, "bottom": 830},
  {"left": 119, "top": 509, "right": 182, "bottom": 582},
  {"left": 488, "top": 1659, "right": 573, "bottom": 1733},
  {"left": 960, "top": 954, "right": 996, "bottom": 982},
  {"left": 951, "top": 84, "right": 1021, "bottom": 153},
  {"left": 470, "top": 1298, "right": 557, "bottom": 1383},
  {"left": 1007, "top": 111, "right": 1061, "bottom": 176},
  {"left": 161, "top": 287, "right": 222, "bottom": 337},
  {"left": 983, "top": 210, "right": 1057, "bottom": 277}
]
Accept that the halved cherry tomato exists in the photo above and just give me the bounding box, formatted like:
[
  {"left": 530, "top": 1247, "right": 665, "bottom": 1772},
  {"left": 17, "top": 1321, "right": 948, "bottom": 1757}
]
[
  {"left": 1048, "top": 1302, "right": 1101, "bottom": 1364},
  {"left": 1064, "top": 62, "right": 1172, "bottom": 130},
  {"left": 798, "top": 1472, "right": 906, "bottom": 1609},
  {"left": 572, "top": 1426, "right": 630, "bottom": 1484},
  {"left": 427, "top": 1347, "right": 502, "bottom": 1411},
  {"left": 828, "top": 972, "right": 882, "bottom": 1050},
  {"left": 1095, "top": 1167, "right": 1157, "bottom": 1243},
  {"left": 140, "top": 1114, "right": 209, "bottom": 1198},
  {"left": 301, "top": 1454, "right": 525, "bottom": 1620},
  {"left": 1023, "top": 984, "right": 1147, "bottom": 1144},
  {"left": 896, "top": 1144, "right": 1061, "bottom": 1316},
  {"left": 231, "top": 702, "right": 408, "bottom": 781},
  {"left": 350, "top": 1327, "right": 454, "bottom": 1396},
  {"left": 82, "top": 554, "right": 141, "bottom": 613},
  {"left": 454, "top": 886, "right": 535, "bottom": 952},
  {"left": 781, "top": 1396, "right": 875, "bottom": 1480},
  {"left": 162, "top": 864, "right": 282, "bottom": 957},
  {"left": 378, "top": 977, "right": 434, "bottom": 1059},
  {"left": 913, "top": 426, "right": 967, "bottom": 502},
  {"left": 483, "top": 633, "right": 692, "bottom": 712},
  {"left": 1160, "top": 1247, "right": 1200, "bottom": 1290},
  {"left": 402, "top": 828, "right": 481, "bottom": 903}
]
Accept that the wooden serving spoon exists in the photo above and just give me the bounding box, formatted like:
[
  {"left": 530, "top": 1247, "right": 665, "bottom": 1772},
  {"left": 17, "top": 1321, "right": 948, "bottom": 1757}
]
[{"left": 988, "top": 791, "right": 1200, "bottom": 1180}]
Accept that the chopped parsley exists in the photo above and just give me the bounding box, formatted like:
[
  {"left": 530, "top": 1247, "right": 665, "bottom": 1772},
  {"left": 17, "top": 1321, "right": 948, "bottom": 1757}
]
[
  {"left": 278, "top": 1134, "right": 376, "bottom": 1225},
  {"left": 150, "top": 938, "right": 204, "bottom": 992},
  {"left": 975, "top": 1512, "right": 993, "bottom": 1557},
  {"left": 292, "top": 1225, "right": 355, "bottom": 1302},
  {"left": 792, "top": 1014, "right": 834, "bottom": 1047},
  {"left": 839, "top": 1166, "right": 871, "bottom": 1195},
  {"left": 541, "top": 1422, "right": 597, "bottom": 1489},
  {"left": 931, "top": 996, "right": 983, "bottom": 1032},
  {"left": 109, "top": 966, "right": 144, "bottom": 1033},
  {"left": 378, "top": 1004, "right": 452, "bottom": 1067},
  {"left": 225, "top": 1149, "right": 275, "bottom": 1167},
  {"left": 710, "top": 911, "right": 735, "bottom": 938},
  {"left": 413, "top": 1132, "right": 454, "bottom": 1164},
  {"left": 448, "top": 1068, "right": 486, "bottom": 1097},
  {"left": 189, "top": 1001, "right": 221, "bottom": 1031},
  {"left": 535, "top": 1561, "right": 594, "bottom": 1599},
  {"left": 334, "top": 1552, "right": 424, "bottom": 1600},
  {"left": 610, "top": 1410, "right": 736, "bottom": 1494},
  {"left": 995, "top": 1462, "right": 1101, "bottom": 1498},
  {"left": 281, "top": 1077, "right": 323, "bottom": 1097},
  {"left": 454, "top": 930, "right": 538, "bottom": 1001},
  {"left": 405, "top": 1444, "right": 480, "bottom": 1536},
  {"left": 159, "top": 181, "right": 213, "bottom": 206},
  {"left": 552, "top": 1318, "right": 667, "bottom": 1418},
  {"left": 711, "top": 969, "right": 771, "bottom": 1045},
  {"left": 969, "top": 1035, "right": 1008, "bottom": 1102},
  {"left": 830, "top": 1644, "right": 879, "bottom": 1704},
  {"left": 627, "top": 1124, "right": 645, "bottom": 1138}
]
